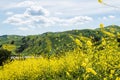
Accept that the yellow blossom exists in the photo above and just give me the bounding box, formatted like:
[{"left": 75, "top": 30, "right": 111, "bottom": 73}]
[
  {"left": 103, "top": 78, "right": 107, "bottom": 80},
  {"left": 98, "top": 0, "right": 103, "bottom": 3},
  {"left": 87, "top": 41, "right": 92, "bottom": 46},
  {"left": 66, "top": 71, "right": 71, "bottom": 77},
  {"left": 86, "top": 68, "right": 97, "bottom": 75},
  {"left": 116, "top": 77, "right": 120, "bottom": 80},
  {"left": 81, "top": 62, "right": 87, "bottom": 67},
  {"left": 75, "top": 38, "right": 82, "bottom": 46},
  {"left": 110, "top": 70, "right": 115, "bottom": 74},
  {"left": 109, "top": 74, "right": 113, "bottom": 78},
  {"left": 100, "top": 23, "right": 104, "bottom": 28}
]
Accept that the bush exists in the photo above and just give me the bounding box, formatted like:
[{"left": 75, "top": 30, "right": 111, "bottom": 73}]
[{"left": 0, "top": 49, "right": 11, "bottom": 66}]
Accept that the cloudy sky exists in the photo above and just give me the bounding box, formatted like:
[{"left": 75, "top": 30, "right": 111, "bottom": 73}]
[{"left": 0, "top": 0, "right": 120, "bottom": 35}]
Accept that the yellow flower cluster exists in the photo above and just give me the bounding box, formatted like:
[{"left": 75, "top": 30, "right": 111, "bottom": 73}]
[
  {"left": 100, "top": 23, "right": 104, "bottom": 28},
  {"left": 0, "top": 52, "right": 84, "bottom": 79},
  {"left": 87, "top": 41, "right": 92, "bottom": 47},
  {"left": 2, "top": 44, "right": 16, "bottom": 51},
  {"left": 98, "top": 0, "right": 103, "bottom": 3},
  {"left": 0, "top": 24, "right": 120, "bottom": 79},
  {"left": 75, "top": 38, "right": 82, "bottom": 47},
  {"left": 86, "top": 68, "right": 97, "bottom": 75}
]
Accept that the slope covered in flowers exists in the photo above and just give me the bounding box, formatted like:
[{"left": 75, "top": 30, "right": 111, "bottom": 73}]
[{"left": 0, "top": 25, "right": 120, "bottom": 80}]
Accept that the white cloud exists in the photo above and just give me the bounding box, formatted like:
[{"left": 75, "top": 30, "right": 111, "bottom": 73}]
[
  {"left": 4, "top": 2, "right": 93, "bottom": 29},
  {"left": 54, "top": 12, "right": 63, "bottom": 15},
  {"left": 18, "top": 27, "right": 29, "bottom": 31},
  {"left": 24, "top": 6, "right": 49, "bottom": 16},
  {"left": 51, "top": 16, "right": 93, "bottom": 26},
  {"left": 103, "top": 17, "right": 107, "bottom": 20},
  {"left": 4, "top": 13, "right": 93, "bottom": 28},
  {"left": 16, "top": 1, "right": 35, "bottom": 8},
  {"left": 2, "top": 0, "right": 120, "bottom": 17},
  {"left": 3, "top": 14, "right": 31, "bottom": 26},
  {"left": 99, "top": 15, "right": 116, "bottom": 20},
  {"left": 109, "top": 15, "right": 115, "bottom": 19},
  {"left": 6, "top": 12, "right": 14, "bottom": 15}
]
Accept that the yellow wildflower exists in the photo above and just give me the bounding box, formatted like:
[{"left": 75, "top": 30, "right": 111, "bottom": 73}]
[
  {"left": 84, "top": 58, "right": 89, "bottom": 63},
  {"left": 81, "top": 62, "right": 87, "bottom": 67},
  {"left": 98, "top": 0, "right": 103, "bottom": 3},
  {"left": 109, "top": 74, "right": 113, "bottom": 78},
  {"left": 103, "top": 78, "right": 107, "bottom": 80},
  {"left": 110, "top": 70, "right": 115, "bottom": 74},
  {"left": 100, "top": 23, "right": 104, "bottom": 28},
  {"left": 66, "top": 71, "right": 71, "bottom": 77},
  {"left": 75, "top": 38, "right": 82, "bottom": 46},
  {"left": 102, "top": 38, "right": 106, "bottom": 45},
  {"left": 87, "top": 41, "right": 92, "bottom": 46},
  {"left": 86, "top": 68, "right": 97, "bottom": 75},
  {"left": 116, "top": 77, "right": 120, "bottom": 80}
]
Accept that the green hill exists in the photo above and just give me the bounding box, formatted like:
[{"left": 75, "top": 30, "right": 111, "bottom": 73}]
[
  {"left": 0, "top": 35, "right": 23, "bottom": 45},
  {"left": 0, "top": 25, "right": 120, "bottom": 56}
]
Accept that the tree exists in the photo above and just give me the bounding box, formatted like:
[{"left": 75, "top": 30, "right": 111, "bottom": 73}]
[
  {"left": 0, "top": 49, "right": 11, "bottom": 66},
  {"left": 10, "top": 40, "right": 15, "bottom": 44}
]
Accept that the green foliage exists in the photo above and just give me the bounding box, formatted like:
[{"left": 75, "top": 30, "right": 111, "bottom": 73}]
[
  {"left": 0, "top": 25, "right": 120, "bottom": 56},
  {"left": 0, "top": 35, "right": 23, "bottom": 45},
  {"left": 0, "top": 49, "right": 11, "bottom": 66}
]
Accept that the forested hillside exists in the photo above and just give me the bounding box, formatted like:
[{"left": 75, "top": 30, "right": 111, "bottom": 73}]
[{"left": 0, "top": 25, "right": 120, "bottom": 56}]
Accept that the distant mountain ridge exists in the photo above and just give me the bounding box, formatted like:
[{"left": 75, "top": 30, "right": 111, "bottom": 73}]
[{"left": 0, "top": 25, "right": 120, "bottom": 56}]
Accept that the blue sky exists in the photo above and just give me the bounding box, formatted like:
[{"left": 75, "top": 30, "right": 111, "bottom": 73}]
[{"left": 0, "top": 0, "right": 120, "bottom": 35}]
